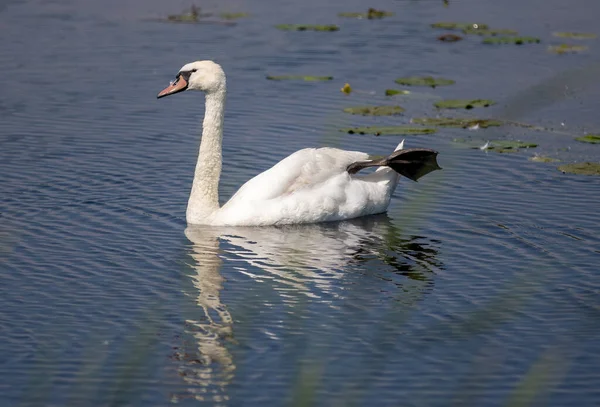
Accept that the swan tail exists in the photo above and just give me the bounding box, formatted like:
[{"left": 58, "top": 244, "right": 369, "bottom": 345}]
[{"left": 347, "top": 148, "right": 441, "bottom": 182}]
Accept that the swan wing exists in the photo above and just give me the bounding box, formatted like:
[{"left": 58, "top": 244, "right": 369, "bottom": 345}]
[{"left": 224, "top": 147, "right": 369, "bottom": 205}]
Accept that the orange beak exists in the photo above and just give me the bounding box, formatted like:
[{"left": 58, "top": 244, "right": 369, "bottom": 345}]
[{"left": 157, "top": 75, "right": 188, "bottom": 98}]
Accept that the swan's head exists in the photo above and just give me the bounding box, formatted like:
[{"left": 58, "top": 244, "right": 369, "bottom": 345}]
[{"left": 157, "top": 60, "right": 226, "bottom": 98}]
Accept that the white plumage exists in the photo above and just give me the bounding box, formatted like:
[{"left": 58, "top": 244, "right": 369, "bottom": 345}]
[{"left": 157, "top": 61, "right": 438, "bottom": 226}]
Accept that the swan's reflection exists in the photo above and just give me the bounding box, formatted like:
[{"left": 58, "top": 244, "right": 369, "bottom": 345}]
[{"left": 175, "top": 214, "right": 442, "bottom": 402}]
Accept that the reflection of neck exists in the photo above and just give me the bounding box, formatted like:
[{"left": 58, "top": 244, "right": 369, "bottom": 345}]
[
  {"left": 184, "top": 226, "right": 235, "bottom": 395},
  {"left": 187, "top": 89, "right": 226, "bottom": 224}
]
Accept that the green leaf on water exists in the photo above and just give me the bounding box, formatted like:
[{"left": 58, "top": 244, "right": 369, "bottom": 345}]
[
  {"left": 558, "top": 162, "right": 600, "bottom": 175},
  {"left": 338, "top": 8, "right": 394, "bottom": 19},
  {"left": 431, "top": 22, "right": 489, "bottom": 31},
  {"left": 462, "top": 28, "right": 518, "bottom": 36},
  {"left": 412, "top": 117, "right": 502, "bottom": 128},
  {"left": 434, "top": 99, "right": 496, "bottom": 109},
  {"left": 553, "top": 32, "right": 597, "bottom": 40},
  {"left": 385, "top": 89, "right": 411, "bottom": 96},
  {"left": 219, "top": 12, "right": 249, "bottom": 20},
  {"left": 343, "top": 106, "right": 405, "bottom": 116},
  {"left": 395, "top": 76, "right": 455, "bottom": 88},
  {"left": 529, "top": 156, "right": 560, "bottom": 163},
  {"left": 266, "top": 75, "right": 333, "bottom": 81},
  {"left": 548, "top": 44, "right": 588, "bottom": 54},
  {"left": 340, "top": 126, "right": 437, "bottom": 135},
  {"left": 575, "top": 134, "right": 600, "bottom": 144},
  {"left": 483, "top": 36, "right": 541, "bottom": 44},
  {"left": 487, "top": 140, "right": 538, "bottom": 150},
  {"left": 275, "top": 24, "right": 339, "bottom": 31}
]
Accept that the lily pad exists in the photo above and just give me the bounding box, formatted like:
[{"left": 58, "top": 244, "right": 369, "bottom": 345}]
[
  {"left": 553, "top": 32, "right": 597, "bottom": 40},
  {"left": 219, "top": 12, "right": 249, "bottom": 20},
  {"left": 431, "top": 22, "right": 489, "bottom": 31},
  {"left": 529, "top": 156, "right": 560, "bottom": 163},
  {"left": 486, "top": 140, "right": 538, "bottom": 150},
  {"left": 548, "top": 44, "right": 588, "bottom": 54},
  {"left": 558, "top": 162, "right": 600, "bottom": 175},
  {"left": 412, "top": 117, "right": 502, "bottom": 128},
  {"left": 438, "top": 34, "right": 463, "bottom": 42},
  {"left": 343, "top": 106, "right": 405, "bottom": 116},
  {"left": 385, "top": 89, "right": 411, "bottom": 96},
  {"left": 340, "top": 83, "right": 352, "bottom": 94},
  {"left": 575, "top": 134, "right": 600, "bottom": 144},
  {"left": 395, "top": 76, "right": 455, "bottom": 88},
  {"left": 483, "top": 36, "right": 541, "bottom": 45},
  {"left": 166, "top": 5, "right": 207, "bottom": 22},
  {"left": 266, "top": 75, "right": 333, "bottom": 81},
  {"left": 338, "top": 8, "right": 394, "bottom": 19},
  {"left": 275, "top": 24, "right": 339, "bottom": 31},
  {"left": 462, "top": 28, "right": 518, "bottom": 36},
  {"left": 434, "top": 99, "right": 496, "bottom": 109},
  {"left": 340, "top": 126, "right": 437, "bottom": 135}
]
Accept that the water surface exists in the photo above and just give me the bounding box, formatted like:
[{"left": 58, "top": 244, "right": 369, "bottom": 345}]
[{"left": 1, "top": 0, "right": 600, "bottom": 405}]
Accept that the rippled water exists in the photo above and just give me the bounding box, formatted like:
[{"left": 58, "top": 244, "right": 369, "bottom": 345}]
[{"left": 2, "top": 0, "right": 600, "bottom": 405}]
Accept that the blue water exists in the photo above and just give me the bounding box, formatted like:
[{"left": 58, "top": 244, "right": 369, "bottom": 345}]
[{"left": 2, "top": 0, "right": 600, "bottom": 405}]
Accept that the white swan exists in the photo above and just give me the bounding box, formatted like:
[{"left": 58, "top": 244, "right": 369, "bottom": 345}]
[{"left": 158, "top": 60, "right": 440, "bottom": 226}]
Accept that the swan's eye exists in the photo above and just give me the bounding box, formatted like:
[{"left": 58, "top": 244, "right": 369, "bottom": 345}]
[{"left": 191, "top": 69, "right": 197, "bottom": 73}]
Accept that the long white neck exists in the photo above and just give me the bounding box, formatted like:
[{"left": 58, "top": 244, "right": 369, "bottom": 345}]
[{"left": 186, "top": 89, "right": 226, "bottom": 223}]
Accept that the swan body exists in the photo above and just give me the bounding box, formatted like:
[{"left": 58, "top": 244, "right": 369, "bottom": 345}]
[{"left": 158, "top": 61, "right": 440, "bottom": 226}]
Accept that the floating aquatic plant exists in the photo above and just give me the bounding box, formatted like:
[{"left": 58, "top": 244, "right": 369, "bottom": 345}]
[
  {"left": 553, "top": 32, "right": 597, "bottom": 40},
  {"left": 338, "top": 8, "right": 394, "bottom": 19},
  {"left": 434, "top": 99, "right": 496, "bottom": 109},
  {"left": 575, "top": 134, "right": 600, "bottom": 144},
  {"left": 219, "top": 12, "right": 249, "bottom": 20},
  {"left": 548, "top": 44, "right": 588, "bottom": 54},
  {"left": 385, "top": 89, "right": 411, "bottom": 96},
  {"left": 340, "top": 126, "right": 437, "bottom": 135},
  {"left": 462, "top": 28, "right": 518, "bottom": 36},
  {"left": 275, "top": 24, "right": 339, "bottom": 31},
  {"left": 483, "top": 36, "right": 541, "bottom": 45},
  {"left": 343, "top": 106, "right": 405, "bottom": 116},
  {"left": 265, "top": 75, "right": 333, "bottom": 81},
  {"left": 529, "top": 156, "right": 560, "bottom": 163},
  {"left": 558, "top": 162, "right": 600, "bottom": 175},
  {"left": 454, "top": 138, "right": 537, "bottom": 152},
  {"left": 167, "top": 5, "right": 205, "bottom": 22},
  {"left": 486, "top": 140, "right": 538, "bottom": 151},
  {"left": 395, "top": 76, "right": 455, "bottom": 88},
  {"left": 340, "top": 83, "right": 352, "bottom": 94},
  {"left": 412, "top": 117, "right": 502, "bottom": 128},
  {"left": 431, "top": 22, "right": 489, "bottom": 31}
]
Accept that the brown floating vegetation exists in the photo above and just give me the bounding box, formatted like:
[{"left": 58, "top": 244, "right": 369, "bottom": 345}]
[
  {"left": 340, "top": 126, "right": 437, "bottom": 135},
  {"left": 275, "top": 24, "right": 339, "bottom": 31},
  {"left": 167, "top": 5, "right": 206, "bottom": 22},
  {"left": 338, "top": 8, "right": 394, "bottom": 19},
  {"left": 462, "top": 28, "right": 518, "bottom": 36},
  {"left": 529, "top": 156, "right": 560, "bottom": 163},
  {"left": 434, "top": 99, "right": 496, "bottom": 109},
  {"left": 385, "top": 89, "right": 411, "bottom": 96},
  {"left": 343, "top": 106, "right": 405, "bottom": 116},
  {"left": 395, "top": 76, "right": 455, "bottom": 88},
  {"left": 483, "top": 36, "right": 541, "bottom": 45},
  {"left": 412, "top": 117, "right": 502, "bottom": 128},
  {"left": 548, "top": 44, "right": 588, "bottom": 54},
  {"left": 558, "top": 162, "right": 600, "bottom": 175}
]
